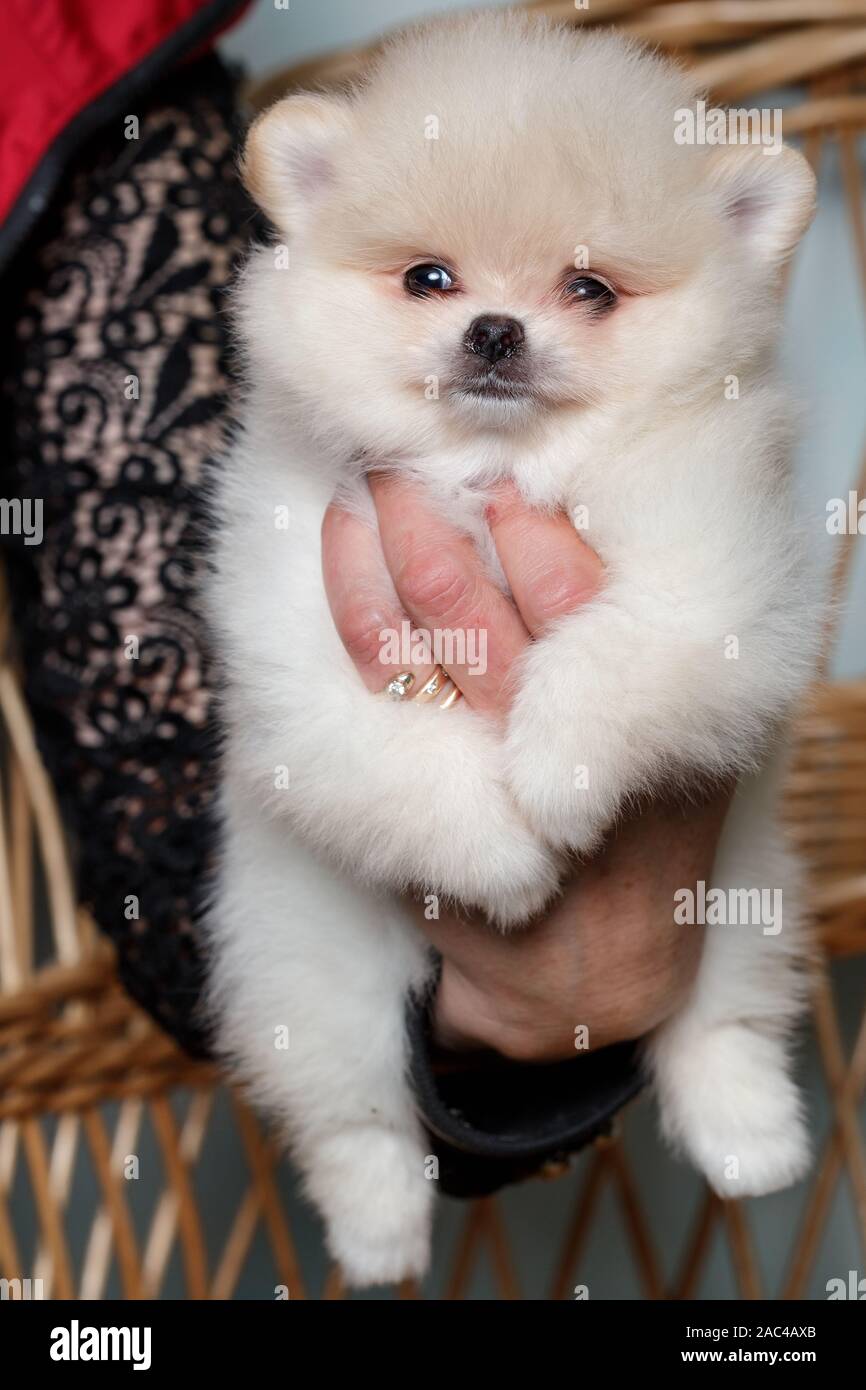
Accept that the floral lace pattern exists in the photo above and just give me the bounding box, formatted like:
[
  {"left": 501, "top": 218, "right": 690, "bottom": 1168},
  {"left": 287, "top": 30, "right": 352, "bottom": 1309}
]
[{"left": 1, "top": 57, "right": 254, "bottom": 1054}]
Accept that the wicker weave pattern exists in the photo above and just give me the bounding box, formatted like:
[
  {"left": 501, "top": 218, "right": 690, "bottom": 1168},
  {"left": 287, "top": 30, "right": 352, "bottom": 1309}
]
[
  {"left": 1, "top": 0, "right": 865, "bottom": 1299},
  {"left": 0, "top": 946, "right": 215, "bottom": 1122}
]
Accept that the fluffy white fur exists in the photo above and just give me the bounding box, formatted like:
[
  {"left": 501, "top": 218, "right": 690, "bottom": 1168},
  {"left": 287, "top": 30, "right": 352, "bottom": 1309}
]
[{"left": 206, "top": 12, "right": 821, "bottom": 1286}]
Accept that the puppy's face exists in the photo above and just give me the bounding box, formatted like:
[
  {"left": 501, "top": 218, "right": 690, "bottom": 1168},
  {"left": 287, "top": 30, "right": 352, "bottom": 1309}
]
[{"left": 243, "top": 19, "right": 814, "bottom": 461}]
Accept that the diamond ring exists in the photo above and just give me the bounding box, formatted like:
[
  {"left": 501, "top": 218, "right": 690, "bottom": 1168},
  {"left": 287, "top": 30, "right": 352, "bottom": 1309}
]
[{"left": 383, "top": 664, "right": 462, "bottom": 708}]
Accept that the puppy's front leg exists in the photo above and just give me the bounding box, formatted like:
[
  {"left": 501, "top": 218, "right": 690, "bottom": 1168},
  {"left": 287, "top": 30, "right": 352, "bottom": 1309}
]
[
  {"left": 504, "top": 592, "right": 772, "bottom": 854},
  {"left": 214, "top": 488, "right": 562, "bottom": 928}
]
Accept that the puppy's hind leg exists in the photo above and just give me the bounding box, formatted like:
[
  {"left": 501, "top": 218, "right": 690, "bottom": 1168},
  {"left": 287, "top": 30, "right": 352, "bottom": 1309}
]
[
  {"left": 648, "top": 766, "right": 812, "bottom": 1197},
  {"left": 208, "top": 808, "right": 436, "bottom": 1288}
]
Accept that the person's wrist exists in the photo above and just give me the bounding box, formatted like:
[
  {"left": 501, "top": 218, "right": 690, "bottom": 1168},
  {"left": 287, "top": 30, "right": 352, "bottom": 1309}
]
[
  {"left": 433, "top": 962, "right": 516, "bottom": 1055},
  {"left": 432, "top": 960, "right": 620, "bottom": 1063},
  {"left": 432, "top": 921, "right": 703, "bottom": 1063}
]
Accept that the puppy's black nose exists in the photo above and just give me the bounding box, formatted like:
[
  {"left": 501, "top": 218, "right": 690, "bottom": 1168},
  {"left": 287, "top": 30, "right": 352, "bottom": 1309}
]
[{"left": 465, "top": 315, "right": 525, "bottom": 363}]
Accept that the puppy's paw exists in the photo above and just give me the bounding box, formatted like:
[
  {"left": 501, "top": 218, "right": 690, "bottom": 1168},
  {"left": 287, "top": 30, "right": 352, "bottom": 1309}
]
[
  {"left": 305, "top": 1127, "right": 433, "bottom": 1288},
  {"left": 502, "top": 614, "right": 655, "bottom": 853},
  {"left": 503, "top": 715, "right": 614, "bottom": 855},
  {"left": 335, "top": 700, "right": 562, "bottom": 926},
  {"left": 443, "top": 814, "right": 562, "bottom": 928},
  {"left": 404, "top": 738, "right": 563, "bottom": 925},
  {"left": 505, "top": 743, "right": 606, "bottom": 854},
  {"left": 654, "top": 1022, "right": 810, "bottom": 1198}
]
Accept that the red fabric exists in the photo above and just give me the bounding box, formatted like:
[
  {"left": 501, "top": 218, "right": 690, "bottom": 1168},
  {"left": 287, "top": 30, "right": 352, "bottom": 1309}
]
[{"left": 0, "top": 0, "right": 245, "bottom": 226}]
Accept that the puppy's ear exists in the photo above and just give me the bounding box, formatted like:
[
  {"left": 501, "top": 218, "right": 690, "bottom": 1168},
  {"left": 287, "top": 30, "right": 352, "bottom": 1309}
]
[
  {"left": 242, "top": 93, "right": 351, "bottom": 234},
  {"left": 708, "top": 144, "right": 816, "bottom": 265}
]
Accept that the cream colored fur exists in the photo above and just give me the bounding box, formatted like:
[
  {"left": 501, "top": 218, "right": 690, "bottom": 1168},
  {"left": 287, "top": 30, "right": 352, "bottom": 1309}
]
[{"left": 206, "top": 13, "right": 820, "bottom": 1286}]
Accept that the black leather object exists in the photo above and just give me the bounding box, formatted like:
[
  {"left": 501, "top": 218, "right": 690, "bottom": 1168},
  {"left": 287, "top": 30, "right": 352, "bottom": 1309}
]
[{"left": 407, "top": 965, "right": 645, "bottom": 1197}]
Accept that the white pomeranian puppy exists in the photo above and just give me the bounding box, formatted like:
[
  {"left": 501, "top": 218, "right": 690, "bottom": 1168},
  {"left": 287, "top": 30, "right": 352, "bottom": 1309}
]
[{"left": 206, "top": 12, "right": 820, "bottom": 1286}]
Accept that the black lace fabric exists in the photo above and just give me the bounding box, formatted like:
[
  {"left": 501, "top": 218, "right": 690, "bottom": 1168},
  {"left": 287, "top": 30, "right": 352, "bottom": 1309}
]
[{"left": 0, "top": 56, "right": 254, "bottom": 1056}]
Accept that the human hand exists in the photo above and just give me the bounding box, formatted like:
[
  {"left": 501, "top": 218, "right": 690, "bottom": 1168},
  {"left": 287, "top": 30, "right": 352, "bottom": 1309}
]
[
  {"left": 323, "top": 475, "right": 728, "bottom": 1059},
  {"left": 322, "top": 473, "right": 602, "bottom": 721},
  {"left": 415, "top": 790, "right": 728, "bottom": 1060}
]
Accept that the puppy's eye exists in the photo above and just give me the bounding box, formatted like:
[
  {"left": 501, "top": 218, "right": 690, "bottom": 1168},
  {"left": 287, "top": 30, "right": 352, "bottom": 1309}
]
[
  {"left": 404, "top": 263, "right": 455, "bottom": 296},
  {"left": 565, "top": 276, "right": 617, "bottom": 311}
]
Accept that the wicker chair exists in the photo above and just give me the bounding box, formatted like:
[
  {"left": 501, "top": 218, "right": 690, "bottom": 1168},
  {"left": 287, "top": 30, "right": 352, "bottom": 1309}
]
[{"left": 1, "top": 0, "right": 864, "bottom": 1300}]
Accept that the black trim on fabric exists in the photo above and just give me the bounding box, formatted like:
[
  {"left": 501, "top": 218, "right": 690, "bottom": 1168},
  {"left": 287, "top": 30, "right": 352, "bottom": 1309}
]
[
  {"left": 0, "top": 0, "right": 248, "bottom": 273},
  {"left": 406, "top": 961, "right": 645, "bottom": 1195}
]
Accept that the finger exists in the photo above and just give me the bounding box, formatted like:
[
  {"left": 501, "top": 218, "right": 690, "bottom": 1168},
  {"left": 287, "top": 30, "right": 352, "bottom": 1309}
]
[
  {"left": 486, "top": 482, "right": 603, "bottom": 637},
  {"left": 369, "top": 473, "right": 529, "bottom": 719},
  {"left": 321, "top": 501, "right": 437, "bottom": 695}
]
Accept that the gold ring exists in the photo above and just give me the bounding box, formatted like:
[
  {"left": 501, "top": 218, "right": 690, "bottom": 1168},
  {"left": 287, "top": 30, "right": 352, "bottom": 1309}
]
[
  {"left": 413, "top": 665, "right": 448, "bottom": 703},
  {"left": 438, "top": 682, "right": 462, "bottom": 710},
  {"left": 382, "top": 664, "right": 463, "bottom": 708},
  {"left": 413, "top": 664, "right": 461, "bottom": 706},
  {"left": 384, "top": 672, "right": 416, "bottom": 700}
]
